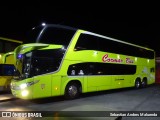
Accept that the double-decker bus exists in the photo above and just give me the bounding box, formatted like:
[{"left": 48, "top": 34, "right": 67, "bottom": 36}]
[
  {"left": 0, "top": 37, "right": 22, "bottom": 91},
  {"left": 10, "top": 24, "right": 155, "bottom": 99}
]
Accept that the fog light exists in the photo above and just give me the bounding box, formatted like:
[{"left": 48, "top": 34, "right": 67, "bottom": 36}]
[{"left": 21, "top": 90, "right": 29, "bottom": 97}]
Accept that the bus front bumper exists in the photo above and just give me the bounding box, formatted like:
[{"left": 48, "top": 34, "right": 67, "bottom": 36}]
[{"left": 11, "top": 89, "right": 32, "bottom": 99}]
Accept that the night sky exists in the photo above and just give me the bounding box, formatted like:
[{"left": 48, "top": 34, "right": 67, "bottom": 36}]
[{"left": 0, "top": 6, "right": 160, "bottom": 56}]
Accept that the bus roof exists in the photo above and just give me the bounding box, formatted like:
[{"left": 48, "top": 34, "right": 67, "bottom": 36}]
[
  {"left": 45, "top": 24, "right": 154, "bottom": 51},
  {"left": 45, "top": 24, "right": 78, "bottom": 31}
]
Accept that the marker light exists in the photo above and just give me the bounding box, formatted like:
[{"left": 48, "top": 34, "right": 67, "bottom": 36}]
[
  {"left": 135, "top": 57, "right": 137, "bottom": 62},
  {"left": 17, "top": 54, "right": 23, "bottom": 59},
  {"left": 117, "top": 54, "right": 120, "bottom": 59},
  {"left": 21, "top": 90, "right": 29, "bottom": 97},
  {"left": 93, "top": 51, "right": 98, "bottom": 56},
  {"left": 42, "top": 23, "right": 46, "bottom": 26},
  {"left": 55, "top": 87, "right": 58, "bottom": 90}
]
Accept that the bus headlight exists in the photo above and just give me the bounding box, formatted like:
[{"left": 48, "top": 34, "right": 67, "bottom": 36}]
[
  {"left": 21, "top": 90, "right": 29, "bottom": 97},
  {"left": 19, "top": 80, "right": 39, "bottom": 90},
  {"left": 20, "top": 83, "right": 27, "bottom": 89}
]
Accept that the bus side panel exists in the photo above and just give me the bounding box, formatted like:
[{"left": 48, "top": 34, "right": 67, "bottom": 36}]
[
  {"left": 136, "top": 65, "right": 155, "bottom": 85},
  {"left": 33, "top": 75, "right": 52, "bottom": 99},
  {"left": 122, "top": 75, "right": 136, "bottom": 87},
  {"left": 111, "top": 75, "right": 125, "bottom": 89},
  {"left": 51, "top": 75, "right": 61, "bottom": 96},
  {"left": 87, "top": 76, "right": 112, "bottom": 92}
]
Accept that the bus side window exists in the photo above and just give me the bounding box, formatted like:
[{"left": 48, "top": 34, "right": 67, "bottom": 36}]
[
  {"left": 150, "top": 67, "right": 155, "bottom": 72},
  {"left": 88, "top": 64, "right": 95, "bottom": 75},
  {"left": 74, "top": 34, "right": 98, "bottom": 51}
]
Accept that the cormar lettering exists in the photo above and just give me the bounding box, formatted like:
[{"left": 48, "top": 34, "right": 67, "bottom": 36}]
[
  {"left": 126, "top": 58, "right": 134, "bottom": 64},
  {"left": 102, "top": 54, "right": 134, "bottom": 64},
  {"left": 102, "top": 54, "right": 123, "bottom": 63}
]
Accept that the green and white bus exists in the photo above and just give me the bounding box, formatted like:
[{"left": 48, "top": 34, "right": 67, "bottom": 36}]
[{"left": 11, "top": 24, "right": 155, "bottom": 99}]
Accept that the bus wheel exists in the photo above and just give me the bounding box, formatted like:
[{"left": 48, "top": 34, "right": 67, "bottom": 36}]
[
  {"left": 141, "top": 78, "right": 147, "bottom": 88},
  {"left": 135, "top": 79, "right": 141, "bottom": 89},
  {"left": 65, "top": 83, "right": 80, "bottom": 99}
]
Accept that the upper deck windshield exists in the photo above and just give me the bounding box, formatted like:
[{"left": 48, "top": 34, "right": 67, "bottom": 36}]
[{"left": 25, "top": 24, "right": 77, "bottom": 47}]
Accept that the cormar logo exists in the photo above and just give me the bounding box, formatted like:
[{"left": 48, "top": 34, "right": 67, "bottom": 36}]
[
  {"left": 102, "top": 54, "right": 123, "bottom": 63},
  {"left": 102, "top": 54, "right": 134, "bottom": 64}
]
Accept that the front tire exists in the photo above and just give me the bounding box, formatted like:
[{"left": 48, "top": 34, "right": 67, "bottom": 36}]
[{"left": 65, "top": 83, "right": 80, "bottom": 99}]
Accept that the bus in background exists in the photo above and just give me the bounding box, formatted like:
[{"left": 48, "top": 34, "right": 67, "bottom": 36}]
[
  {"left": 0, "top": 37, "right": 23, "bottom": 63},
  {"left": 2, "top": 52, "right": 14, "bottom": 64},
  {"left": 11, "top": 24, "right": 155, "bottom": 100},
  {"left": 0, "top": 52, "right": 15, "bottom": 91},
  {"left": 0, "top": 37, "right": 22, "bottom": 91}
]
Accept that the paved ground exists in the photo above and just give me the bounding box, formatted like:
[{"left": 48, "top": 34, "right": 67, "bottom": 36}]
[{"left": 0, "top": 84, "right": 160, "bottom": 120}]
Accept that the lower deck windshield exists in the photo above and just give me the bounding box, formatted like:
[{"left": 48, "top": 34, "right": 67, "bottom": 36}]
[{"left": 15, "top": 49, "right": 64, "bottom": 80}]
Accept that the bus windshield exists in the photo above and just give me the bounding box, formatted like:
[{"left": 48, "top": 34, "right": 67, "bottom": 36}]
[
  {"left": 25, "top": 24, "right": 77, "bottom": 47},
  {"left": 15, "top": 48, "right": 65, "bottom": 80}
]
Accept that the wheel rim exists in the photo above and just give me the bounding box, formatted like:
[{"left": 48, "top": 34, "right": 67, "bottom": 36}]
[
  {"left": 136, "top": 81, "right": 140, "bottom": 88},
  {"left": 68, "top": 85, "right": 78, "bottom": 98},
  {"left": 142, "top": 80, "right": 146, "bottom": 87}
]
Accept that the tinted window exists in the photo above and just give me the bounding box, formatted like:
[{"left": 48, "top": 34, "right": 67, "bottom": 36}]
[
  {"left": 37, "top": 26, "right": 76, "bottom": 47},
  {"left": 0, "top": 64, "right": 15, "bottom": 76},
  {"left": 74, "top": 34, "right": 98, "bottom": 51},
  {"left": 67, "top": 62, "right": 136, "bottom": 75},
  {"left": 30, "top": 49, "right": 64, "bottom": 76},
  {"left": 75, "top": 34, "right": 154, "bottom": 59}
]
